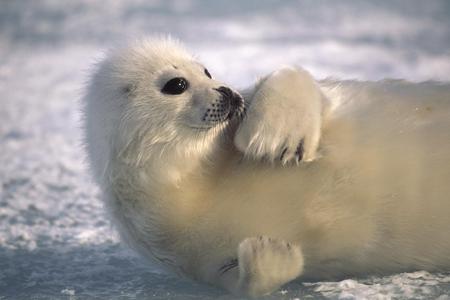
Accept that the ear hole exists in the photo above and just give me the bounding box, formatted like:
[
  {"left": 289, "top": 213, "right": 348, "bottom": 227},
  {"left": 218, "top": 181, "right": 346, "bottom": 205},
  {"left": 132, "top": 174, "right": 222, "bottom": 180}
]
[{"left": 122, "top": 85, "right": 132, "bottom": 95}]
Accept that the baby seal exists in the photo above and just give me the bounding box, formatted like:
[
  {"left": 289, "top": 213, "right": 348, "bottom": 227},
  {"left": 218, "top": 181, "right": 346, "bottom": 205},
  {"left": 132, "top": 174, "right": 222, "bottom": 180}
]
[{"left": 84, "top": 37, "right": 450, "bottom": 297}]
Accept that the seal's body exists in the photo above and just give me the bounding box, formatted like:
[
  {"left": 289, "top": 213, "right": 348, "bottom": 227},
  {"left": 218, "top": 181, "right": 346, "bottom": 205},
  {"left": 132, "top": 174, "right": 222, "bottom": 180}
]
[{"left": 84, "top": 38, "right": 450, "bottom": 297}]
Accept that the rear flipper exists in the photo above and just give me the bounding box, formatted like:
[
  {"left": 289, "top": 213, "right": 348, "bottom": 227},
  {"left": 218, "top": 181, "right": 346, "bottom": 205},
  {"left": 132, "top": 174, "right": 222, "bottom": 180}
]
[{"left": 218, "top": 236, "right": 304, "bottom": 297}]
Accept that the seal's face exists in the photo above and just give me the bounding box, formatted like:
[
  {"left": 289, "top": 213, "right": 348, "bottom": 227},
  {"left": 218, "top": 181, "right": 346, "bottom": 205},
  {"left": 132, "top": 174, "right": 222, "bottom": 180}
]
[
  {"left": 111, "top": 39, "right": 244, "bottom": 138},
  {"left": 90, "top": 38, "right": 245, "bottom": 166},
  {"left": 156, "top": 62, "right": 244, "bottom": 130}
]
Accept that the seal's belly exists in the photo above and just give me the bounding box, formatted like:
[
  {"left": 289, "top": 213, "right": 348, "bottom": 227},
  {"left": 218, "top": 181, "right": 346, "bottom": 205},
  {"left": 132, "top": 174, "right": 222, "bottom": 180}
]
[{"left": 201, "top": 81, "right": 450, "bottom": 275}]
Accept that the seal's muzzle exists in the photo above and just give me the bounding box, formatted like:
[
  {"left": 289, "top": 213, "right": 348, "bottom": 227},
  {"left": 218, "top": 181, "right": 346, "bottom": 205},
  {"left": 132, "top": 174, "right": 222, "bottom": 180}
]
[{"left": 214, "top": 86, "right": 244, "bottom": 120}]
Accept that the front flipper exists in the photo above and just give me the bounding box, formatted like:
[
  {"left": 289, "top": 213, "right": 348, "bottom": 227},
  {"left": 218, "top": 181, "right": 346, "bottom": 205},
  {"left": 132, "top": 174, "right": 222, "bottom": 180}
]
[
  {"left": 234, "top": 67, "right": 326, "bottom": 164},
  {"left": 218, "top": 236, "right": 304, "bottom": 297}
]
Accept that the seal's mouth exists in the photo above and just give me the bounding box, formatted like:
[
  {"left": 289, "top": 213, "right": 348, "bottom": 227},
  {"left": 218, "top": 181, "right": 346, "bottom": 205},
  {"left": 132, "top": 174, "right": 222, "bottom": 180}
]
[
  {"left": 189, "top": 87, "right": 245, "bottom": 131},
  {"left": 213, "top": 87, "right": 245, "bottom": 121},
  {"left": 226, "top": 100, "right": 245, "bottom": 121}
]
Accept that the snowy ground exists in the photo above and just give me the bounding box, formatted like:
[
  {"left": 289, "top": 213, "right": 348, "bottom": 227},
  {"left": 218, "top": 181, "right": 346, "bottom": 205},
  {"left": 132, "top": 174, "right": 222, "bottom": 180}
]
[{"left": 1, "top": 0, "right": 450, "bottom": 299}]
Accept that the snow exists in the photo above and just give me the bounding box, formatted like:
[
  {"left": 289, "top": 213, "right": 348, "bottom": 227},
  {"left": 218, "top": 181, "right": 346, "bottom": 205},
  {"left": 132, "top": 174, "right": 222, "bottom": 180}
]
[{"left": 1, "top": 0, "right": 449, "bottom": 299}]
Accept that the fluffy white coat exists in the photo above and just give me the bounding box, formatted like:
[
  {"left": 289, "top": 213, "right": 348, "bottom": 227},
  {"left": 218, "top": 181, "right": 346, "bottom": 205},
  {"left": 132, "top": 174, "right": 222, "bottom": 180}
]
[{"left": 84, "top": 38, "right": 450, "bottom": 297}]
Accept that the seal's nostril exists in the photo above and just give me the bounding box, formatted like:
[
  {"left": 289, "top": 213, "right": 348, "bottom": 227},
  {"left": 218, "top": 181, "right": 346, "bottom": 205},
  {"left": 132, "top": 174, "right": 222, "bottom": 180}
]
[
  {"left": 214, "top": 86, "right": 233, "bottom": 99},
  {"left": 214, "top": 86, "right": 243, "bottom": 108},
  {"left": 212, "top": 86, "right": 244, "bottom": 122}
]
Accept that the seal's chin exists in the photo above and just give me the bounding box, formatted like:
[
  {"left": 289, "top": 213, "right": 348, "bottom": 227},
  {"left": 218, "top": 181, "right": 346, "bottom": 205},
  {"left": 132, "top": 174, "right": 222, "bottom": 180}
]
[{"left": 186, "top": 118, "right": 230, "bottom": 131}]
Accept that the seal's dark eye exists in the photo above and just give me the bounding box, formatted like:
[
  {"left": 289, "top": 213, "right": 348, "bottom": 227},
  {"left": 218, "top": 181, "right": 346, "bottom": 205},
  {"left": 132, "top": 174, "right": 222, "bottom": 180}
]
[
  {"left": 161, "top": 77, "right": 189, "bottom": 95},
  {"left": 204, "top": 68, "right": 212, "bottom": 79}
]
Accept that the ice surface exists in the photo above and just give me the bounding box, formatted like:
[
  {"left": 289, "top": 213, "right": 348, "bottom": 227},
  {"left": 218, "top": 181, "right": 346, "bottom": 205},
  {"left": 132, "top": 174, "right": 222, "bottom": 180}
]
[{"left": 1, "top": 0, "right": 449, "bottom": 299}]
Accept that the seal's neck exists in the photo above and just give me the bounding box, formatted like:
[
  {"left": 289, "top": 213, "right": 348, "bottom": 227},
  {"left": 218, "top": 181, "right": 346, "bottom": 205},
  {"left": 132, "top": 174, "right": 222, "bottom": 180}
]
[{"left": 142, "top": 128, "right": 236, "bottom": 189}]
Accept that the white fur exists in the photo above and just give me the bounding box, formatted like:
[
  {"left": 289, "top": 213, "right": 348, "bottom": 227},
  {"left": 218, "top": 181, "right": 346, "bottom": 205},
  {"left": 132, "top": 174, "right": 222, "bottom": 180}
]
[
  {"left": 84, "top": 38, "right": 450, "bottom": 297},
  {"left": 235, "top": 66, "right": 326, "bottom": 163}
]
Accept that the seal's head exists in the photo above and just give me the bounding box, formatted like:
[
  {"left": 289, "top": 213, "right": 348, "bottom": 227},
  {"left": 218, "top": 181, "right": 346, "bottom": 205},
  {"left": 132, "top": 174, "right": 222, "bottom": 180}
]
[{"left": 85, "top": 37, "right": 243, "bottom": 181}]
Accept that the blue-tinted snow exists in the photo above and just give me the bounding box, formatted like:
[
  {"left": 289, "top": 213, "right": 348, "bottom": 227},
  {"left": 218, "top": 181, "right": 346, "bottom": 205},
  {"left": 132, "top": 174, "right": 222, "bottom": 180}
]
[{"left": 1, "top": 0, "right": 449, "bottom": 299}]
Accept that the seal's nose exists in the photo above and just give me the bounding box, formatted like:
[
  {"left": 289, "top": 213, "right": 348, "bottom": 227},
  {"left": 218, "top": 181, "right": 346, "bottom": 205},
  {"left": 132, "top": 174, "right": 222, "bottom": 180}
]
[{"left": 215, "top": 86, "right": 243, "bottom": 109}]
